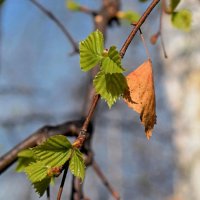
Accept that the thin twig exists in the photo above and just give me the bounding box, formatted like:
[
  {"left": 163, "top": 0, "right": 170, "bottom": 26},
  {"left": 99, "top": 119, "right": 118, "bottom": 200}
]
[
  {"left": 70, "top": 176, "right": 84, "bottom": 200},
  {"left": 150, "top": 1, "right": 168, "bottom": 58},
  {"left": 57, "top": 163, "right": 69, "bottom": 200},
  {"left": 160, "top": 1, "right": 168, "bottom": 58},
  {"left": 0, "top": 120, "right": 83, "bottom": 174},
  {"left": 92, "top": 161, "right": 120, "bottom": 200},
  {"left": 46, "top": 186, "right": 50, "bottom": 200},
  {"left": 72, "top": 95, "right": 100, "bottom": 148},
  {"left": 120, "top": 0, "right": 161, "bottom": 58},
  {"left": 30, "top": 0, "right": 79, "bottom": 53}
]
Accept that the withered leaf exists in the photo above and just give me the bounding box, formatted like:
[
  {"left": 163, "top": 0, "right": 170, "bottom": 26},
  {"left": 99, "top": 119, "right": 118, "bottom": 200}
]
[{"left": 124, "top": 59, "right": 156, "bottom": 140}]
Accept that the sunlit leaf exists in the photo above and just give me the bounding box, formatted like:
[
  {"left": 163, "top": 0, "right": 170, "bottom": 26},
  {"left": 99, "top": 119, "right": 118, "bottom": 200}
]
[
  {"left": 101, "top": 46, "right": 125, "bottom": 74},
  {"left": 69, "top": 149, "right": 85, "bottom": 181},
  {"left": 33, "top": 135, "right": 72, "bottom": 167},
  {"left": 171, "top": 9, "right": 192, "bottom": 32},
  {"left": 16, "top": 149, "right": 37, "bottom": 172},
  {"left": 80, "top": 30, "right": 104, "bottom": 71},
  {"left": 66, "top": 0, "right": 80, "bottom": 11},
  {"left": 94, "top": 71, "right": 128, "bottom": 108},
  {"left": 25, "top": 161, "right": 48, "bottom": 183}
]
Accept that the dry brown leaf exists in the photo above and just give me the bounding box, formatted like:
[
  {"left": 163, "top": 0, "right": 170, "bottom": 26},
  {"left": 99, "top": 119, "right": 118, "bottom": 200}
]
[{"left": 124, "top": 59, "right": 156, "bottom": 140}]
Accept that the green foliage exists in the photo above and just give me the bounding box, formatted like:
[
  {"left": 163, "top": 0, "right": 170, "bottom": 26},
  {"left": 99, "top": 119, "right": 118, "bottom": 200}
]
[
  {"left": 16, "top": 149, "right": 36, "bottom": 172},
  {"left": 118, "top": 10, "right": 140, "bottom": 23},
  {"left": 80, "top": 30, "right": 104, "bottom": 71},
  {"left": 171, "top": 9, "right": 192, "bottom": 32},
  {"left": 32, "top": 178, "right": 51, "bottom": 197},
  {"left": 66, "top": 0, "right": 80, "bottom": 11},
  {"left": 69, "top": 149, "right": 85, "bottom": 181},
  {"left": 16, "top": 135, "right": 87, "bottom": 197},
  {"left": 33, "top": 135, "right": 72, "bottom": 167},
  {"left": 101, "top": 46, "right": 125, "bottom": 74},
  {"left": 170, "top": 0, "right": 181, "bottom": 12},
  {"left": 79, "top": 30, "right": 128, "bottom": 108},
  {"left": 25, "top": 161, "right": 48, "bottom": 183},
  {"left": 93, "top": 71, "right": 128, "bottom": 108},
  {"left": 139, "top": 0, "right": 148, "bottom": 2}
]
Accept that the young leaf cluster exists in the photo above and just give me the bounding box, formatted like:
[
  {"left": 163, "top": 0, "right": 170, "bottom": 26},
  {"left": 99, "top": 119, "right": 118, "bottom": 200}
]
[
  {"left": 169, "top": 0, "right": 192, "bottom": 32},
  {"left": 16, "top": 135, "right": 85, "bottom": 197},
  {"left": 79, "top": 30, "right": 128, "bottom": 107}
]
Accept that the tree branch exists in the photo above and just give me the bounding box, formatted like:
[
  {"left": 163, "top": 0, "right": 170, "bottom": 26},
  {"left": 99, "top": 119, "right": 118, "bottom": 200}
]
[
  {"left": 72, "top": 0, "right": 161, "bottom": 150},
  {"left": 30, "top": 0, "right": 79, "bottom": 53},
  {"left": 0, "top": 1, "right": 161, "bottom": 200},
  {"left": 70, "top": 2, "right": 161, "bottom": 196},
  {"left": 120, "top": 0, "right": 161, "bottom": 58},
  {"left": 0, "top": 119, "right": 85, "bottom": 174}
]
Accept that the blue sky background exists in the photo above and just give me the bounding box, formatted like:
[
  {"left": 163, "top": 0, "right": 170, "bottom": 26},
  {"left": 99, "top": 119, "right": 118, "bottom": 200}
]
[{"left": 0, "top": 1, "right": 175, "bottom": 199}]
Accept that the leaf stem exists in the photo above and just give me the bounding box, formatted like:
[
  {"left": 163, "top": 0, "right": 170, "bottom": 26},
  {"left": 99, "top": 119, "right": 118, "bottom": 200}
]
[
  {"left": 138, "top": 28, "right": 151, "bottom": 60},
  {"left": 120, "top": 0, "right": 161, "bottom": 58}
]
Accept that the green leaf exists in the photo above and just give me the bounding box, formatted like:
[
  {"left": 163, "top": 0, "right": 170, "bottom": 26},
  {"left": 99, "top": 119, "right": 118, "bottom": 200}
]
[
  {"left": 18, "top": 149, "right": 35, "bottom": 158},
  {"left": 93, "top": 71, "right": 128, "bottom": 108},
  {"left": 66, "top": 0, "right": 80, "bottom": 11},
  {"left": 80, "top": 30, "right": 104, "bottom": 71},
  {"left": 139, "top": 0, "right": 148, "bottom": 2},
  {"left": 33, "top": 135, "right": 72, "bottom": 167},
  {"left": 25, "top": 161, "right": 48, "bottom": 183},
  {"left": 118, "top": 10, "right": 140, "bottom": 23},
  {"left": 101, "top": 46, "right": 125, "bottom": 74},
  {"left": 171, "top": 9, "right": 192, "bottom": 32},
  {"left": 69, "top": 149, "right": 85, "bottom": 181},
  {"left": 32, "top": 178, "right": 51, "bottom": 197},
  {"left": 170, "top": 0, "right": 181, "bottom": 12},
  {"left": 16, "top": 149, "right": 38, "bottom": 172}
]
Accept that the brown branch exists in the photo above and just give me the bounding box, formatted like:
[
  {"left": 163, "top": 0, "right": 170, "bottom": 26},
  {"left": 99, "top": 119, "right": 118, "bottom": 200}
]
[
  {"left": 120, "top": 0, "right": 161, "bottom": 58},
  {"left": 72, "top": 0, "right": 161, "bottom": 151},
  {"left": 70, "top": 176, "right": 84, "bottom": 200},
  {"left": 0, "top": 2, "right": 161, "bottom": 200},
  {"left": 93, "top": 161, "right": 120, "bottom": 200},
  {"left": 70, "top": 1, "right": 161, "bottom": 197},
  {"left": 0, "top": 120, "right": 84, "bottom": 174},
  {"left": 30, "top": 0, "right": 79, "bottom": 53},
  {"left": 73, "top": 95, "right": 100, "bottom": 148}
]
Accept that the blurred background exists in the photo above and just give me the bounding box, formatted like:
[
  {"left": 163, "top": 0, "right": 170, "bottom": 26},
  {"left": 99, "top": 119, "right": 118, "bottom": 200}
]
[{"left": 0, "top": 0, "right": 200, "bottom": 199}]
